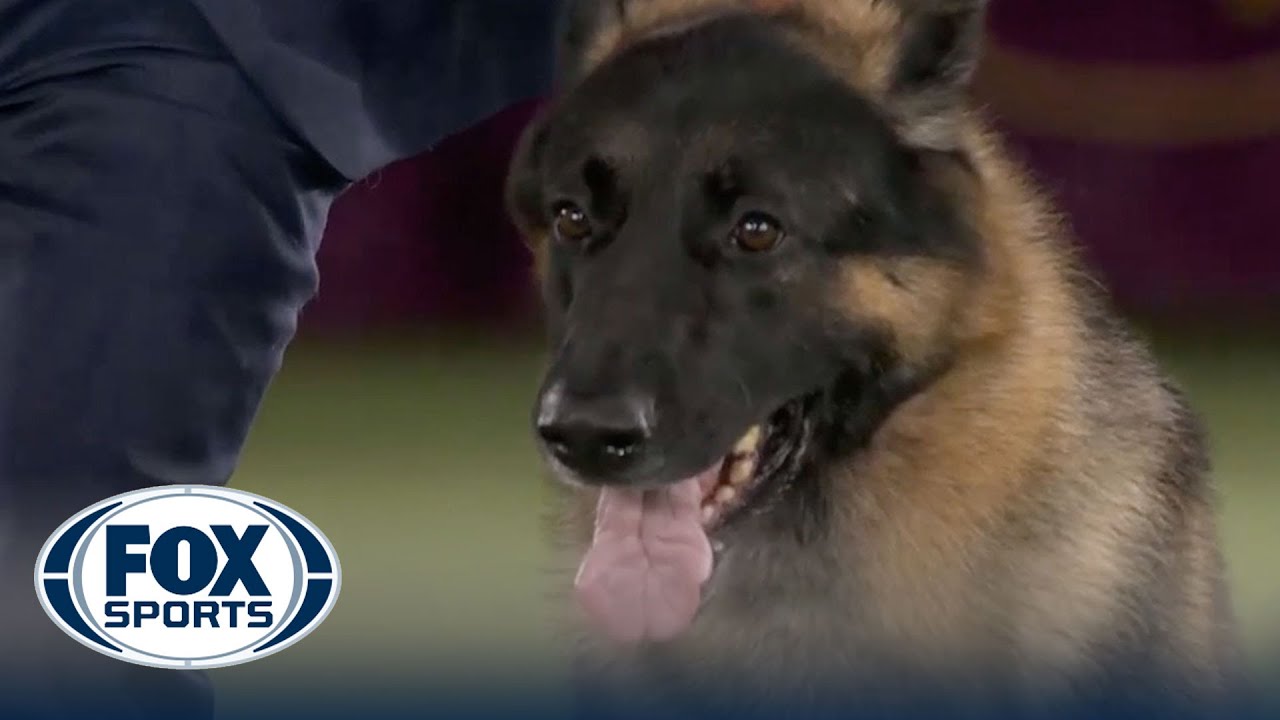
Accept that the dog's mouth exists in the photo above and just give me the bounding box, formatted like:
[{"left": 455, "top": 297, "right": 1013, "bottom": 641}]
[
  {"left": 573, "top": 393, "right": 816, "bottom": 645},
  {"left": 695, "top": 397, "right": 810, "bottom": 532}
]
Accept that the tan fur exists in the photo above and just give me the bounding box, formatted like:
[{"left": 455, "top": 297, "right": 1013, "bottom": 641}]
[
  {"left": 536, "top": 0, "right": 1236, "bottom": 712},
  {"left": 582, "top": 0, "right": 902, "bottom": 96},
  {"left": 835, "top": 260, "right": 972, "bottom": 366},
  {"left": 804, "top": 134, "right": 1096, "bottom": 683}
]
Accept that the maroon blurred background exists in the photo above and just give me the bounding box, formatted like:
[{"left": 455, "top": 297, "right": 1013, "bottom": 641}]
[{"left": 301, "top": 0, "right": 1280, "bottom": 335}]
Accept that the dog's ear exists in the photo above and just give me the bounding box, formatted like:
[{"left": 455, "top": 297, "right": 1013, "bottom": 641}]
[
  {"left": 886, "top": 0, "right": 988, "bottom": 151},
  {"left": 556, "top": 0, "right": 628, "bottom": 87}
]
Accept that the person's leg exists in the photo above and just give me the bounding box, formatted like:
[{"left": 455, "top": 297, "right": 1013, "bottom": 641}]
[
  {"left": 0, "top": 1, "right": 561, "bottom": 717},
  {"left": 0, "top": 1, "right": 344, "bottom": 716}
]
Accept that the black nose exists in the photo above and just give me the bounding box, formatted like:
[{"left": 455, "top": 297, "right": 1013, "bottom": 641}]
[{"left": 536, "top": 386, "right": 653, "bottom": 479}]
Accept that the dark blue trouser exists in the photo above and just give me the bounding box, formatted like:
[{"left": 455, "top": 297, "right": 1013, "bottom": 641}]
[{"left": 0, "top": 1, "right": 558, "bottom": 717}]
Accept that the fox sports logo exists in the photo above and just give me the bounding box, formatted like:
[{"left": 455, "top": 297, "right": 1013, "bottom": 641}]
[{"left": 34, "top": 486, "right": 341, "bottom": 670}]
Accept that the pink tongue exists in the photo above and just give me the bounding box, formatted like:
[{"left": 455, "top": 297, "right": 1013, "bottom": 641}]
[{"left": 574, "top": 466, "right": 719, "bottom": 644}]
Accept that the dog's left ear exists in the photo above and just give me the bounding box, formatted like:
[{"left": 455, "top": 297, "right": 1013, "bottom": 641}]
[{"left": 886, "top": 0, "right": 989, "bottom": 151}]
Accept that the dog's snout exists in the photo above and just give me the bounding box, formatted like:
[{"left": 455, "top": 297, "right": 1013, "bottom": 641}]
[{"left": 536, "top": 385, "right": 653, "bottom": 481}]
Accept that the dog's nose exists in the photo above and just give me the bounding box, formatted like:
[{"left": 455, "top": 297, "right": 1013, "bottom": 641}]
[{"left": 536, "top": 387, "right": 652, "bottom": 480}]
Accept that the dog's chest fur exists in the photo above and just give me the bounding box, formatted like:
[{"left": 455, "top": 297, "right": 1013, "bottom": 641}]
[{"left": 568, "top": 494, "right": 1030, "bottom": 704}]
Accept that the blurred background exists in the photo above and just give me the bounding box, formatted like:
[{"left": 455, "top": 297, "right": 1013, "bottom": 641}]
[{"left": 214, "top": 1, "right": 1279, "bottom": 715}]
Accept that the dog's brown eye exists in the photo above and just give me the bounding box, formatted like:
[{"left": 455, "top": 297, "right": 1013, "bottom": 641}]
[
  {"left": 553, "top": 202, "right": 593, "bottom": 244},
  {"left": 730, "top": 213, "right": 785, "bottom": 253}
]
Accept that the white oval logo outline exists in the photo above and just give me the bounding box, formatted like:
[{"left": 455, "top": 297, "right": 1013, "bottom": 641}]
[{"left": 33, "top": 485, "right": 341, "bottom": 670}]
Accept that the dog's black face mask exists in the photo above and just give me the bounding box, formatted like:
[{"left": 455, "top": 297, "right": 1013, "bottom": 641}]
[{"left": 508, "top": 14, "right": 977, "bottom": 508}]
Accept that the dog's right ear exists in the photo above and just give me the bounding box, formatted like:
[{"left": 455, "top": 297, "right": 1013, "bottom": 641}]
[
  {"left": 556, "top": 0, "right": 629, "bottom": 87},
  {"left": 885, "top": 0, "right": 989, "bottom": 151}
]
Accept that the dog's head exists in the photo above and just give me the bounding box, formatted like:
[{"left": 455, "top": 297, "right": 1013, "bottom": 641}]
[{"left": 507, "top": 0, "right": 999, "bottom": 530}]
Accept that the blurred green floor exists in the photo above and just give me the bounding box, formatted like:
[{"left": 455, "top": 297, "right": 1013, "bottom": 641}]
[{"left": 213, "top": 326, "right": 1279, "bottom": 704}]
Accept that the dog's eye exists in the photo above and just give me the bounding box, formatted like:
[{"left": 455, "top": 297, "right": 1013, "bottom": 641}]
[
  {"left": 552, "top": 202, "right": 593, "bottom": 244},
  {"left": 730, "top": 212, "right": 785, "bottom": 253}
]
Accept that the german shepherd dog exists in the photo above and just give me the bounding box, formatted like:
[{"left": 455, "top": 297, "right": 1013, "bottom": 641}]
[{"left": 505, "top": 0, "right": 1238, "bottom": 716}]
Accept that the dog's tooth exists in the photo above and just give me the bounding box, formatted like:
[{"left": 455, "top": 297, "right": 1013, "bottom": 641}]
[
  {"left": 715, "top": 486, "right": 737, "bottom": 504},
  {"left": 701, "top": 505, "right": 716, "bottom": 523},
  {"left": 734, "top": 426, "right": 762, "bottom": 456},
  {"left": 728, "top": 460, "right": 754, "bottom": 486}
]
